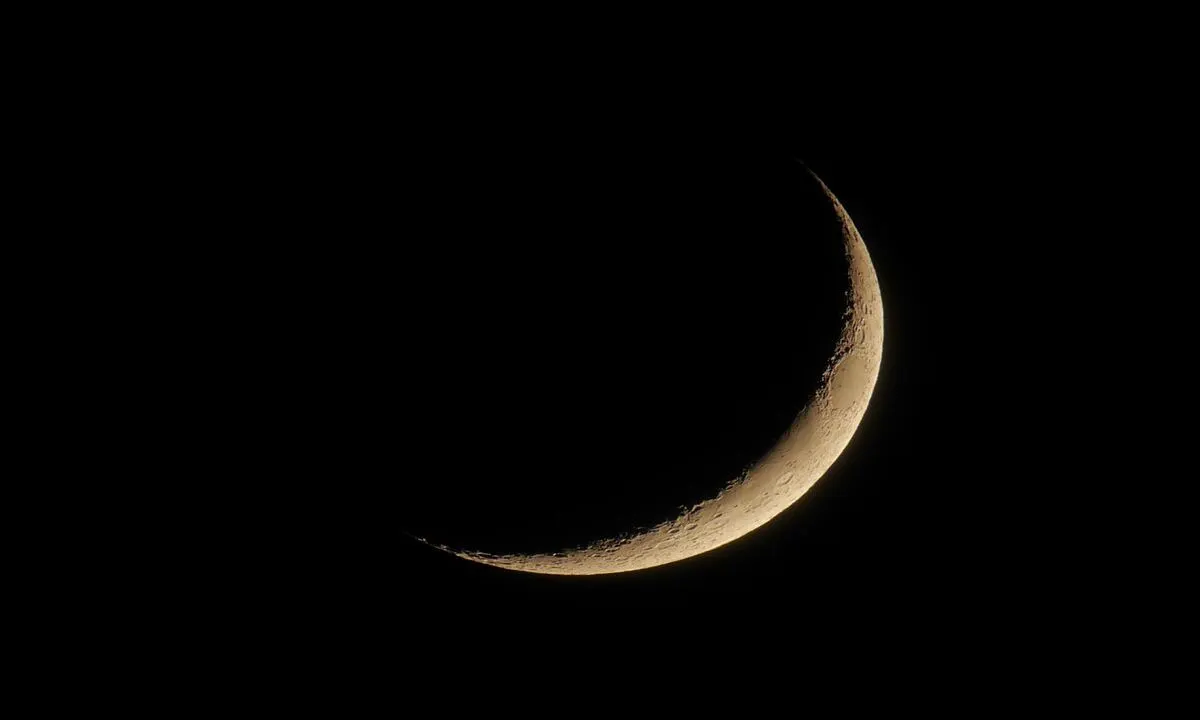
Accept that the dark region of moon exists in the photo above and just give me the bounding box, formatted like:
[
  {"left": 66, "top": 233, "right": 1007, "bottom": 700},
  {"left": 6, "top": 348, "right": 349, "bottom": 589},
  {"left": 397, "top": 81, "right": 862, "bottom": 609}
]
[{"left": 329, "top": 150, "right": 851, "bottom": 558}]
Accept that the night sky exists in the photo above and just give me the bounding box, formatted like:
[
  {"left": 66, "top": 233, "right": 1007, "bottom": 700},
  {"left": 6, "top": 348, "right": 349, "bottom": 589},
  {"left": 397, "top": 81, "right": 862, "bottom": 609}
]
[
  {"left": 41, "top": 13, "right": 1196, "bottom": 703},
  {"left": 278, "top": 120, "right": 1048, "bottom": 633},
  {"left": 225, "top": 70, "right": 1190, "bottom": 664}
]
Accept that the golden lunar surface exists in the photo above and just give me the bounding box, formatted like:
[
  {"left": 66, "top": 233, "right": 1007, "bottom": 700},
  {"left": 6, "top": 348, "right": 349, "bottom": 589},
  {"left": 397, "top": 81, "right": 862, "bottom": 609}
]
[{"left": 425, "top": 171, "right": 884, "bottom": 575}]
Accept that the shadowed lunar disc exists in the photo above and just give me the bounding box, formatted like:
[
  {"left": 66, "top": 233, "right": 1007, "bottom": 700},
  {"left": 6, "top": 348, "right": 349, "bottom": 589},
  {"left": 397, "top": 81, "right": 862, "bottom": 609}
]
[{"left": 420, "top": 170, "right": 884, "bottom": 575}]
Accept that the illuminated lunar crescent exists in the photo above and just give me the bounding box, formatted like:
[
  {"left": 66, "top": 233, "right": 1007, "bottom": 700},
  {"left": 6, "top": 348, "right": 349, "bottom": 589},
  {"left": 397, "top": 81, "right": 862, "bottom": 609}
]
[{"left": 426, "top": 170, "right": 884, "bottom": 575}]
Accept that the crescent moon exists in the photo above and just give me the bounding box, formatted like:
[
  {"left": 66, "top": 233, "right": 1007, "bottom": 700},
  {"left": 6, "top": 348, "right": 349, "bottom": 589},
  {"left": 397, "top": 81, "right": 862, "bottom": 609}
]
[{"left": 425, "top": 170, "right": 884, "bottom": 575}]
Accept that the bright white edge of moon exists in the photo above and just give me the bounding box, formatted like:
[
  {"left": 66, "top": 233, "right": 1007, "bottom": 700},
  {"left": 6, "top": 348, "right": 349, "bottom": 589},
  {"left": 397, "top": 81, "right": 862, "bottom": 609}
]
[{"left": 422, "top": 171, "right": 884, "bottom": 575}]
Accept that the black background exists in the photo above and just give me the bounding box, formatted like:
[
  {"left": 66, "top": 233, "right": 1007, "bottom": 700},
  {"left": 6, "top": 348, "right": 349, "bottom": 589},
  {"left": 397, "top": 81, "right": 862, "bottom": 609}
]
[
  {"left": 264, "top": 108, "right": 1066, "bottom": 634},
  {"left": 21, "top": 12, "right": 1197, "bottom": 707},
  {"left": 178, "top": 48, "right": 1194, "bottom": 671}
]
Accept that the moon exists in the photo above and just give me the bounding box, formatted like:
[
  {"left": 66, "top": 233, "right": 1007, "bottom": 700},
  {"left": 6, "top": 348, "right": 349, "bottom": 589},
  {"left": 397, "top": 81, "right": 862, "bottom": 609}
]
[{"left": 423, "top": 170, "right": 884, "bottom": 575}]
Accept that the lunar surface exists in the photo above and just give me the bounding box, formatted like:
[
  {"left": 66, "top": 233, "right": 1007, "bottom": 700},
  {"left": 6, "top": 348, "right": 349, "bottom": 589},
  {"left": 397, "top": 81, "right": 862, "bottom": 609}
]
[{"left": 422, "top": 170, "right": 884, "bottom": 575}]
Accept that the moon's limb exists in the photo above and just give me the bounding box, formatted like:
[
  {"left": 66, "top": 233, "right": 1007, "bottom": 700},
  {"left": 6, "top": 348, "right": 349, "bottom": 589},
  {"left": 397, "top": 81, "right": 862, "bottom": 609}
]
[{"left": 429, "top": 170, "right": 884, "bottom": 575}]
